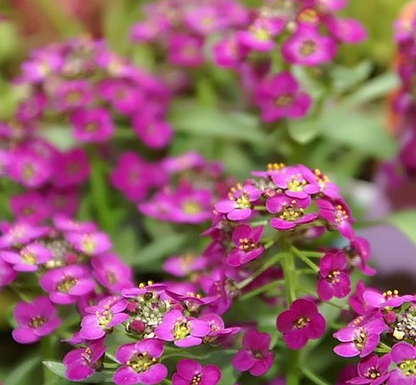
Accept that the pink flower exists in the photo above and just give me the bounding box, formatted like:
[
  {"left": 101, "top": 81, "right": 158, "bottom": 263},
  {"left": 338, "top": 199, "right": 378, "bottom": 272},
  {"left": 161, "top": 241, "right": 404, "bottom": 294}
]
[
  {"left": 155, "top": 309, "right": 211, "bottom": 347},
  {"left": 168, "top": 34, "right": 204, "bottom": 67},
  {"left": 226, "top": 225, "right": 264, "bottom": 267},
  {"left": 54, "top": 80, "right": 93, "bottom": 111},
  {"left": 12, "top": 296, "right": 61, "bottom": 344},
  {"left": 0, "top": 258, "right": 17, "bottom": 288},
  {"left": 52, "top": 148, "right": 90, "bottom": 189},
  {"left": 389, "top": 342, "right": 416, "bottom": 384},
  {"left": 113, "top": 340, "right": 167, "bottom": 385},
  {"left": 65, "top": 231, "right": 112, "bottom": 256},
  {"left": 317, "top": 250, "right": 351, "bottom": 301},
  {"left": 276, "top": 299, "right": 326, "bottom": 349},
  {"left": 172, "top": 359, "right": 221, "bottom": 385},
  {"left": 70, "top": 107, "right": 114, "bottom": 142},
  {"left": 325, "top": 17, "right": 367, "bottom": 44},
  {"left": 132, "top": 113, "right": 173, "bottom": 149},
  {"left": 232, "top": 329, "right": 274, "bottom": 376},
  {"left": 348, "top": 354, "right": 391, "bottom": 385},
  {"left": 163, "top": 254, "right": 207, "bottom": 277},
  {"left": 64, "top": 340, "right": 106, "bottom": 382},
  {"left": 238, "top": 18, "right": 284, "bottom": 52},
  {"left": 255, "top": 72, "right": 312, "bottom": 122},
  {"left": 282, "top": 26, "right": 337, "bottom": 66},
  {"left": 10, "top": 191, "right": 50, "bottom": 224},
  {"left": 1, "top": 243, "right": 51, "bottom": 272}
]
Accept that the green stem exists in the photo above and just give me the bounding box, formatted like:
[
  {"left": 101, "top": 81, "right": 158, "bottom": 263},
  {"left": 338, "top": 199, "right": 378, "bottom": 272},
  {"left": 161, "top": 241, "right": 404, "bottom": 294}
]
[
  {"left": 282, "top": 251, "right": 296, "bottom": 303},
  {"left": 291, "top": 246, "right": 319, "bottom": 273},
  {"left": 237, "top": 252, "right": 286, "bottom": 289},
  {"left": 239, "top": 279, "right": 283, "bottom": 301},
  {"left": 286, "top": 350, "right": 300, "bottom": 385},
  {"left": 301, "top": 368, "right": 331, "bottom": 385},
  {"left": 42, "top": 336, "right": 56, "bottom": 385},
  {"left": 161, "top": 352, "right": 211, "bottom": 361},
  {"left": 301, "top": 251, "right": 324, "bottom": 258}
]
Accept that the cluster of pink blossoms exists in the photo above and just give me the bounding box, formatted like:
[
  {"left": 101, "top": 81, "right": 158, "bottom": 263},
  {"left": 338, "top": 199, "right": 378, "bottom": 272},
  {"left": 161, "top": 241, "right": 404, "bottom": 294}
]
[{"left": 385, "top": 10, "right": 416, "bottom": 186}]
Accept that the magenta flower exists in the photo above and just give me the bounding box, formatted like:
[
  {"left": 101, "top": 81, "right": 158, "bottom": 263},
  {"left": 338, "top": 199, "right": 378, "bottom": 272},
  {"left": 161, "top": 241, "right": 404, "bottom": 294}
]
[
  {"left": 91, "top": 254, "right": 134, "bottom": 293},
  {"left": 282, "top": 26, "right": 337, "bottom": 66},
  {"left": 132, "top": 113, "right": 173, "bottom": 149},
  {"left": 10, "top": 191, "right": 50, "bottom": 224},
  {"left": 0, "top": 258, "right": 17, "bottom": 288},
  {"left": 1, "top": 243, "right": 51, "bottom": 272},
  {"left": 184, "top": 5, "right": 222, "bottom": 36},
  {"left": 19, "top": 49, "right": 63, "bottom": 83},
  {"left": 113, "top": 339, "right": 167, "bottom": 385},
  {"left": 267, "top": 195, "right": 318, "bottom": 230},
  {"left": 333, "top": 318, "right": 388, "bottom": 358},
  {"left": 0, "top": 222, "right": 48, "bottom": 248},
  {"left": 349, "top": 281, "right": 377, "bottom": 316},
  {"left": 155, "top": 309, "right": 210, "bottom": 347},
  {"left": 168, "top": 34, "right": 204, "bottom": 67},
  {"left": 238, "top": 18, "right": 284, "bottom": 52},
  {"left": 12, "top": 296, "right": 61, "bottom": 344},
  {"left": 389, "top": 342, "right": 416, "bottom": 384},
  {"left": 54, "top": 80, "right": 93, "bottom": 111},
  {"left": 80, "top": 297, "right": 129, "bottom": 340},
  {"left": 172, "top": 359, "right": 221, "bottom": 385},
  {"left": 199, "top": 313, "right": 240, "bottom": 340},
  {"left": 53, "top": 215, "right": 97, "bottom": 234},
  {"left": 271, "top": 166, "right": 320, "bottom": 199},
  {"left": 255, "top": 72, "right": 312, "bottom": 122},
  {"left": 317, "top": 250, "right": 351, "bottom": 301},
  {"left": 226, "top": 225, "right": 264, "bottom": 267},
  {"left": 70, "top": 107, "right": 114, "bottom": 142},
  {"left": 325, "top": 17, "right": 367, "bottom": 44},
  {"left": 40, "top": 265, "right": 95, "bottom": 304},
  {"left": 316, "top": 198, "right": 355, "bottom": 239},
  {"left": 276, "top": 299, "right": 326, "bottom": 349},
  {"left": 163, "top": 254, "right": 207, "bottom": 277},
  {"left": 298, "top": 166, "right": 341, "bottom": 199},
  {"left": 215, "top": 183, "right": 261, "bottom": 221},
  {"left": 347, "top": 237, "right": 376, "bottom": 276},
  {"left": 348, "top": 354, "right": 391, "bottom": 385},
  {"left": 64, "top": 341, "right": 106, "bottom": 381},
  {"left": 65, "top": 231, "right": 112, "bottom": 256},
  {"left": 213, "top": 36, "right": 245, "bottom": 68},
  {"left": 363, "top": 290, "right": 416, "bottom": 310},
  {"left": 52, "top": 148, "right": 90, "bottom": 189},
  {"left": 232, "top": 329, "right": 274, "bottom": 376}
]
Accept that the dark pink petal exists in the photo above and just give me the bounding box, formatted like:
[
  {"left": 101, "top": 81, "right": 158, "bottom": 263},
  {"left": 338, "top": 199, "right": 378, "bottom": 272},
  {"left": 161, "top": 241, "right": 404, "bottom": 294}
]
[
  {"left": 276, "top": 310, "right": 299, "bottom": 333},
  {"left": 137, "top": 363, "right": 168, "bottom": 385},
  {"left": 232, "top": 349, "right": 255, "bottom": 372},
  {"left": 12, "top": 327, "right": 39, "bottom": 344},
  {"left": 66, "top": 362, "right": 94, "bottom": 381},
  {"left": 201, "top": 365, "right": 221, "bottom": 385},
  {"left": 175, "top": 336, "right": 202, "bottom": 348},
  {"left": 283, "top": 330, "right": 308, "bottom": 350},
  {"left": 227, "top": 208, "right": 251, "bottom": 221},
  {"left": 113, "top": 366, "right": 140, "bottom": 385},
  {"left": 176, "top": 359, "right": 202, "bottom": 380},
  {"left": 115, "top": 343, "right": 136, "bottom": 364},
  {"left": 249, "top": 352, "right": 274, "bottom": 376},
  {"left": 334, "top": 342, "right": 360, "bottom": 357}
]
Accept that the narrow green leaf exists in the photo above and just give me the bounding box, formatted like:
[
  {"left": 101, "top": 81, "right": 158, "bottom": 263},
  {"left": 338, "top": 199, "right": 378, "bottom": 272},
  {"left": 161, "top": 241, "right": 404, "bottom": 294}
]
[
  {"left": 384, "top": 210, "right": 416, "bottom": 246},
  {"left": 5, "top": 356, "right": 40, "bottom": 385},
  {"left": 287, "top": 118, "right": 321, "bottom": 144}
]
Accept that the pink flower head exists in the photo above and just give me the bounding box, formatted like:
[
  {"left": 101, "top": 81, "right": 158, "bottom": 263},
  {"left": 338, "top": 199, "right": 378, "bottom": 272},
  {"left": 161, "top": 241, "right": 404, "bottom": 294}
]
[
  {"left": 12, "top": 296, "right": 61, "bottom": 344},
  {"left": 163, "top": 254, "right": 207, "bottom": 277},
  {"left": 348, "top": 354, "right": 391, "bottom": 385},
  {"left": 64, "top": 340, "right": 106, "bottom": 382},
  {"left": 168, "top": 34, "right": 204, "bottom": 67},
  {"left": 80, "top": 297, "right": 129, "bottom": 340},
  {"left": 363, "top": 290, "right": 416, "bottom": 310},
  {"left": 389, "top": 342, "right": 416, "bottom": 384},
  {"left": 317, "top": 250, "right": 351, "bottom": 301},
  {"left": 1, "top": 242, "right": 51, "bottom": 272},
  {"left": 40, "top": 265, "right": 95, "bottom": 304},
  {"left": 10, "top": 191, "right": 50, "bottom": 224},
  {"left": 333, "top": 318, "right": 388, "bottom": 358},
  {"left": 325, "top": 17, "right": 367, "bottom": 44},
  {"left": 238, "top": 18, "right": 285, "bottom": 52},
  {"left": 70, "top": 108, "right": 114, "bottom": 142},
  {"left": 271, "top": 166, "right": 320, "bottom": 199},
  {"left": 172, "top": 359, "right": 221, "bottom": 385},
  {"left": 52, "top": 148, "right": 90, "bottom": 189},
  {"left": 65, "top": 231, "right": 112, "bottom": 256},
  {"left": 255, "top": 72, "right": 312, "bottom": 122},
  {"left": 132, "top": 113, "right": 173, "bottom": 149},
  {"left": 8, "top": 149, "right": 53, "bottom": 188},
  {"left": 282, "top": 26, "right": 337, "bottom": 66},
  {"left": 113, "top": 339, "right": 167, "bottom": 385},
  {"left": 53, "top": 215, "right": 97, "bottom": 234},
  {"left": 199, "top": 313, "right": 240, "bottom": 340},
  {"left": 0, "top": 258, "right": 17, "bottom": 288},
  {"left": 47, "top": 189, "right": 79, "bottom": 217},
  {"left": 100, "top": 79, "right": 144, "bottom": 116},
  {"left": 16, "top": 92, "right": 47, "bottom": 123},
  {"left": 299, "top": 166, "right": 341, "bottom": 199},
  {"left": 215, "top": 183, "right": 261, "bottom": 221},
  {"left": 276, "top": 299, "right": 326, "bottom": 349},
  {"left": 349, "top": 281, "right": 377, "bottom": 316},
  {"left": 226, "top": 225, "right": 264, "bottom": 267},
  {"left": 54, "top": 80, "right": 93, "bottom": 111},
  {"left": 91, "top": 253, "right": 134, "bottom": 293},
  {"left": 232, "top": 329, "right": 274, "bottom": 376},
  {"left": 184, "top": 5, "right": 223, "bottom": 36},
  {"left": 0, "top": 222, "right": 48, "bottom": 248},
  {"left": 20, "top": 49, "right": 63, "bottom": 83},
  {"left": 316, "top": 0, "right": 347, "bottom": 12},
  {"left": 155, "top": 309, "right": 211, "bottom": 347},
  {"left": 317, "top": 198, "right": 354, "bottom": 239},
  {"left": 213, "top": 36, "right": 246, "bottom": 68},
  {"left": 267, "top": 195, "right": 317, "bottom": 230}
]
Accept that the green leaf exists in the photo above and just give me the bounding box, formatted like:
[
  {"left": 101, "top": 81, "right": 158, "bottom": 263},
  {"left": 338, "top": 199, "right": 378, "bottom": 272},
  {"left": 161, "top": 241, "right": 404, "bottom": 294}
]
[
  {"left": 43, "top": 362, "right": 113, "bottom": 383},
  {"left": 218, "top": 366, "right": 238, "bottom": 385},
  {"left": 169, "top": 100, "right": 269, "bottom": 146},
  {"left": 113, "top": 226, "right": 141, "bottom": 264},
  {"left": 287, "top": 118, "right": 321, "bottom": 144},
  {"left": 320, "top": 109, "right": 398, "bottom": 159},
  {"left": 342, "top": 72, "right": 399, "bottom": 108},
  {"left": 131, "top": 234, "right": 188, "bottom": 268},
  {"left": 330, "top": 61, "right": 373, "bottom": 92},
  {"left": 5, "top": 356, "right": 40, "bottom": 385},
  {"left": 384, "top": 210, "right": 416, "bottom": 246}
]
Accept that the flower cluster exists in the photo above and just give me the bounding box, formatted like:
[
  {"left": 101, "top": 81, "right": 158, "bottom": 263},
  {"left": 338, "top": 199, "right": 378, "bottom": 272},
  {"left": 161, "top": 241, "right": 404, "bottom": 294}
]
[
  {"left": 0, "top": 216, "right": 134, "bottom": 343},
  {"left": 334, "top": 283, "right": 416, "bottom": 385},
  {"left": 385, "top": 6, "right": 416, "bottom": 185}
]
